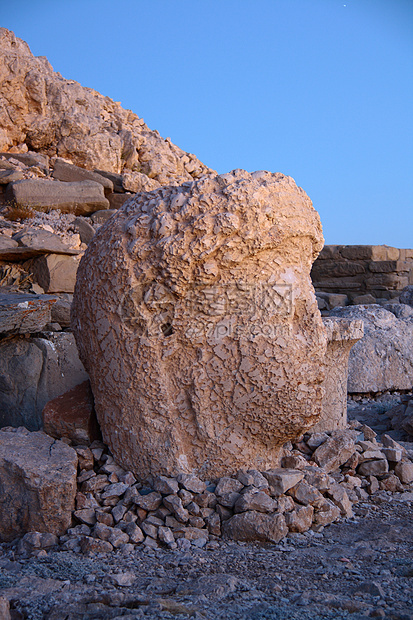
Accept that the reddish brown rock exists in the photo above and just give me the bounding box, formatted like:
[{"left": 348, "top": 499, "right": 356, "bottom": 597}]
[
  {"left": 42, "top": 380, "right": 100, "bottom": 444},
  {"left": 72, "top": 170, "right": 326, "bottom": 480}
]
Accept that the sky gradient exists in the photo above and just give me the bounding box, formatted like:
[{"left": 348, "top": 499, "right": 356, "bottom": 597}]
[{"left": 2, "top": 0, "right": 413, "bottom": 246}]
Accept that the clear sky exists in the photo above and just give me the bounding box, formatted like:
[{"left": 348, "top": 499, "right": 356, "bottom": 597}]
[{"left": 2, "top": 0, "right": 413, "bottom": 247}]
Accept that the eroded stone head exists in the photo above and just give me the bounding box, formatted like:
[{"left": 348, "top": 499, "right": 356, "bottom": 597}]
[{"left": 72, "top": 170, "right": 327, "bottom": 479}]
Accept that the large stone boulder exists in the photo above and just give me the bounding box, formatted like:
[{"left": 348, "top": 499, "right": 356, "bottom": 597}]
[
  {"left": 72, "top": 170, "right": 326, "bottom": 479},
  {"left": 330, "top": 305, "right": 413, "bottom": 393},
  {"left": 0, "top": 291, "right": 56, "bottom": 334},
  {"left": 0, "top": 427, "right": 77, "bottom": 541}
]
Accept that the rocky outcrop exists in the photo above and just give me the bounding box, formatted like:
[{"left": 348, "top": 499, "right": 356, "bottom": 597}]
[
  {"left": 72, "top": 169, "right": 326, "bottom": 480},
  {"left": 0, "top": 427, "right": 77, "bottom": 541},
  {"left": 330, "top": 305, "right": 413, "bottom": 393},
  {"left": 0, "top": 28, "right": 214, "bottom": 184}
]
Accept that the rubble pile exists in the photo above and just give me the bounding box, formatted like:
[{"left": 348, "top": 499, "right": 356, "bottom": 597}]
[{"left": 4, "top": 422, "right": 412, "bottom": 558}]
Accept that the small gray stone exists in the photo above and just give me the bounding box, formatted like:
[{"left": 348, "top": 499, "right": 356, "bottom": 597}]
[
  {"left": 177, "top": 473, "right": 207, "bottom": 494},
  {"left": 236, "top": 469, "right": 269, "bottom": 488},
  {"left": 153, "top": 475, "right": 179, "bottom": 495},
  {"left": 163, "top": 494, "right": 190, "bottom": 523},
  {"left": 158, "top": 526, "right": 175, "bottom": 546},
  {"left": 262, "top": 469, "right": 304, "bottom": 496},
  {"left": 215, "top": 477, "right": 244, "bottom": 496},
  {"left": 234, "top": 490, "right": 277, "bottom": 514},
  {"left": 124, "top": 522, "right": 144, "bottom": 544},
  {"left": 357, "top": 459, "right": 389, "bottom": 477},
  {"left": 133, "top": 491, "right": 163, "bottom": 511}
]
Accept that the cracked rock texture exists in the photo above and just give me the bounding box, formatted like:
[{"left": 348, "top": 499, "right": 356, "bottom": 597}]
[
  {"left": 0, "top": 427, "right": 78, "bottom": 541},
  {"left": 72, "top": 169, "right": 326, "bottom": 479},
  {"left": 0, "top": 28, "right": 214, "bottom": 184}
]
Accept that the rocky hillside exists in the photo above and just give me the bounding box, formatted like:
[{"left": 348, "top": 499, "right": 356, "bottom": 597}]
[{"left": 0, "top": 28, "right": 214, "bottom": 185}]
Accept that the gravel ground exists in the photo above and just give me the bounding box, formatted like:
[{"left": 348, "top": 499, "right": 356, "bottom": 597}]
[{"left": 1, "top": 398, "right": 412, "bottom": 620}]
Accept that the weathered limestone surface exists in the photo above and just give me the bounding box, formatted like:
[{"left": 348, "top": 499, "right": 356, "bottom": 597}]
[
  {"left": 0, "top": 28, "right": 213, "bottom": 184},
  {"left": 0, "top": 333, "right": 88, "bottom": 430},
  {"left": 52, "top": 158, "right": 114, "bottom": 193},
  {"left": 330, "top": 305, "right": 413, "bottom": 393},
  {"left": 312, "top": 317, "right": 364, "bottom": 433},
  {"left": 72, "top": 170, "right": 326, "bottom": 479},
  {"left": 0, "top": 427, "right": 78, "bottom": 541}
]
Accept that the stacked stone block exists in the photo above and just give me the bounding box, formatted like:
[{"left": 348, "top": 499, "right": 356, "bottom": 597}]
[{"left": 311, "top": 245, "right": 413, "bottom": 302}]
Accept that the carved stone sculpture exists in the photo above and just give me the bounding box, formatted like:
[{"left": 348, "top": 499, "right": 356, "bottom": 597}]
[{"left": 72, "top": 170, "right": 326, "bottom": 479}]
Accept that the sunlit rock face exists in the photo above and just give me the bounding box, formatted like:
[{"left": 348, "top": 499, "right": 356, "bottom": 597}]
[{"left": 72, "top": 170, "right": 326, "bottom": 479}]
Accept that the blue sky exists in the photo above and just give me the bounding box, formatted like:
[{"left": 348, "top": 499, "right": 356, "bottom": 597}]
[{"left": 3, "top": 0, "right": 413, "bottom": 246}]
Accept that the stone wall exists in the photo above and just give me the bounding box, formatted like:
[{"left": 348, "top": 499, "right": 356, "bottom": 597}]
[{"left": 311, "top": 245, "right": 413, "bottom": 303}]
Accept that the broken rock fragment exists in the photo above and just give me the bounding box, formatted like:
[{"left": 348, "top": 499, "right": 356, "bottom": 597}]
[{"left": 0, "top": 428, "right": 77, "bottom": 541}]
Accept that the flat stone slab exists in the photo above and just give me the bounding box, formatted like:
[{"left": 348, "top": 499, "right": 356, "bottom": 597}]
[
  {"left": 0, "top": 151, "right": 49, "bottom": 169},
  {"left": 52, "top": 158, "right": 113, "bottom": 193},
  {"left": 5, "top": 179, "right": 110, "bottom": 215},
  {"left": 0, "top": 291, "right": 57, "bottom": 334},
  {"left": 0, "top": 247, "right": 79, "bottom": 261},
  {"left": 0, "top": 169, "right": 23, "bottom": 184},
  {"left": 0, "top": 236, "right": 18, "bottom": 250},
  {"left": 0, "top": 228, "right": 80, "bottom": 262}
]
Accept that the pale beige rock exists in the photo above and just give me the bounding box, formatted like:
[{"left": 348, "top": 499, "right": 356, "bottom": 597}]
[
  {"left": 262, "top": 469, "right": 305, "bottom": 496},
  {"left": 0, "top": 28, "right": 213, "bottom": 183},
  {"left": 312, "top": 317, "right": 364, "bottom": 433},
  {"left": 330, "top": 305, "right": 413, "bottom": 393},
  {"left": 312, "top": 431, "right": 357, "bottom": 473},
  {"left": 0, "top": 428, "right": 77, "bottom": 541},
  {"left": 394, "top": 461, "right": 413, "bottom": 484},
  {"left": 313, "top": 499, "right": 340, "bottom": 526},
  {"left": 284, "top": 505, "right": 314, "bottom": 532},
  {"left": 6, "top": 179, "right": 110, "bottom": 215},
  {"left": 72, "top": 170, "right": 326, "bottom": 480}
]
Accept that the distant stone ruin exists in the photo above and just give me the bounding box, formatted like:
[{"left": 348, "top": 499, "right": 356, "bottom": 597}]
[{"left": 312, "top": 244, "right": 413, "bottom": 307}]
